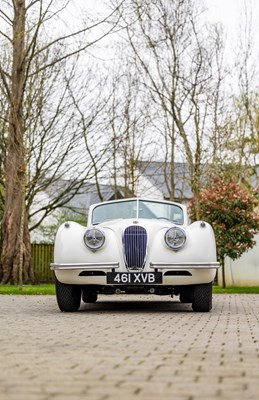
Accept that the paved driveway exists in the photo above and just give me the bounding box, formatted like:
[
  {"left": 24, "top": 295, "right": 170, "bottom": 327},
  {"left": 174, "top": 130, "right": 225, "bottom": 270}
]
[{"left": 0, "top": 294, "right": 259, "bottom": 400}]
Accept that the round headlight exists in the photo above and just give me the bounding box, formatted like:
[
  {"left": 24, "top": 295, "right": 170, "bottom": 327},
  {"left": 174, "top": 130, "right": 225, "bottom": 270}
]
[
  {"left": 84, "top": 228, "right": 105, "bottom": 250},
  {"left": 165, "top": 227, "right": 186, "bottom": 250}
]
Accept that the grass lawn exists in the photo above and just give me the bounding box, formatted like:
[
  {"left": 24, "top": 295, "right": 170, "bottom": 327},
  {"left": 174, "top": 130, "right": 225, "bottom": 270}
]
[
  {"left": 0, "top": 284, "right": 259, "bottom": 295},
  {"left": 0, "top": 284, "right": 55, "bottom": 295},
  {"left": 213, "top": 285, "right": 259, "bottom": 294}
]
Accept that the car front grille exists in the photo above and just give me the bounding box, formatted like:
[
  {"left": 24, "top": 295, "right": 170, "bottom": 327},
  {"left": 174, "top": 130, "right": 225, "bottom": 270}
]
[{"left": 123, "top": 226, "right": 147, "bottom": 270}]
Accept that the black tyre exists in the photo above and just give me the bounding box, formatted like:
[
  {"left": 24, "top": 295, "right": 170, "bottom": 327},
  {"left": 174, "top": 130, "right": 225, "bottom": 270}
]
[
  {"left": 82, "top": 288, "right": 98, "bottom": 303},
  {"left": 192, "top": 282, "right": 212, "bottom": 312},
  {"left": 55, "top": 277, "right": 81, "bottom": 312}
]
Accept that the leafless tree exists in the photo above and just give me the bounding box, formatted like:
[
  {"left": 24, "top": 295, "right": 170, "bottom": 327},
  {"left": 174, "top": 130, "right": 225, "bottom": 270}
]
[
  {"left": 105, "top": 59, "right": 154, "bottom": 197},
  {"left": 222, "top": 2, "right": 259, "bottom": 185},
  {"left": 0, "top": 89, "right": 8, "bottom": 223},
  {"left": 209, "top": 1, "right": 259, "bottom": 188},
  {"left": 25, "top": 57, "right": 106, "bottom": 233},
  {"left": 0, "top": 0, "right": 122, "bottom": 284},
  {"left": 66, "top": 71, "right": 116, "bottom": 203},
  {"left": 113, "top": 0, "right": 226, "bottom": 207}
]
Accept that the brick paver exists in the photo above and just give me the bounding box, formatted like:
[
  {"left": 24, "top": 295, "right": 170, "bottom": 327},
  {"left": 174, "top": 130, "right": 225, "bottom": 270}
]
[{"left": 0, "top": 294, "right": 259, "bottom": 399}]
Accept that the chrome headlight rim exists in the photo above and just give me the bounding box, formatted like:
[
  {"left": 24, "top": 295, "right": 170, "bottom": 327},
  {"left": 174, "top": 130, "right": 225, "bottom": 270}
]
[
  {"left": 164, "top": 227, "right": 186, "bottom": 250},
  {"left": 84, "top": 227, "right": 105, "bottom": 251}
]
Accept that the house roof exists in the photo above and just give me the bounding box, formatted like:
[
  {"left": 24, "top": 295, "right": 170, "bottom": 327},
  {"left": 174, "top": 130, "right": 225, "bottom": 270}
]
[
  {"left": 41, "top": 163, "right": 259, "bottom": 215},
  {"left": 137, "top": 161, "right": 193, "bottom": 200},
  {"left": 61, "top": 183, "right": 133, "bottom": 214},
  {"left": 137, "top": 161, "right": 259, "bottom": 201}
]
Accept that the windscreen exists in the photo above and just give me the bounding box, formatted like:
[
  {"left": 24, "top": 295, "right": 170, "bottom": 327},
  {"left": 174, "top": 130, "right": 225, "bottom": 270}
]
[
  {"left": 92, "top": 199, "right": 184, "bottom": 225},
  {"left": 138, "top": 200, "right": 183, "bottom": 224}
]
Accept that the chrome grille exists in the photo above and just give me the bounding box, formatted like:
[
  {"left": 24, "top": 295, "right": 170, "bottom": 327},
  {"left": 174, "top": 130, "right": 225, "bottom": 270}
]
[{"left": 123, "top": 226, "right": 147, "bottom": 270}]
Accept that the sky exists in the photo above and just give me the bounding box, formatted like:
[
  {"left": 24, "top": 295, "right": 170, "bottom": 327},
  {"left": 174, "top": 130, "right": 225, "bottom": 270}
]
[
  {"left": 84, "top": 0, "right": 259, "bottom": 27},
  {"left": 203, "top": 0, "right": 259, "bottom": 84},
  {"left": 62, "top": 0, "right": 259, "bottom": 49},
  {"left": 204, "top": 0, "right": 259, "bottom": 44},
  {"left": 46, "top": 0, "right": 259, "bottom": 89},
  {"left": 83, "top": 0, "right": 259, "bottom": 61},
  {"left": 205, "top": 0, "right": 259, "bottom": 21}
]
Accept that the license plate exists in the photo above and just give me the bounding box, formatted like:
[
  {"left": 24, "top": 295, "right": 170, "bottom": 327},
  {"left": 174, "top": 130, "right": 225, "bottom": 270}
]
[{"left": 107, "top": 272, "right": 162, "bottom": 285}]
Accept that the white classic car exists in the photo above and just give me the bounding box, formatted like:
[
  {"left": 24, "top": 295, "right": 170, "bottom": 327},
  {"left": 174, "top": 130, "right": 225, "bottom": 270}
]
[{"left": 51, "top": 198, "right": 220, "bottom": 312}]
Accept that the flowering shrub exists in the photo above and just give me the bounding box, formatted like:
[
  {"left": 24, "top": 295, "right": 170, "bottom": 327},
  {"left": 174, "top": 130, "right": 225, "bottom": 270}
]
[{"left": 189, "top": 178, "right": 259, "bottom": 286}]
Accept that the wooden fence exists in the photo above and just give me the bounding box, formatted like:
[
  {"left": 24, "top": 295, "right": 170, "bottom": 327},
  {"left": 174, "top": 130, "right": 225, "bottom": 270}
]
[{"left": 32, "top": 243, "right": 54, "bottom": 283}]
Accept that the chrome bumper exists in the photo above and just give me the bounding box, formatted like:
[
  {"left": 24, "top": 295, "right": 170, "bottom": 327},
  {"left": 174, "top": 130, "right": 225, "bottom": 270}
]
[
  {"left": 50, "top": 262, "right": 120, "bottom": 270},
  {"left": 51, "top": 261, "right": 220, "bottom": 271},
  {"left": 150, "top": 262, "right": 220, "bottom": 269}
]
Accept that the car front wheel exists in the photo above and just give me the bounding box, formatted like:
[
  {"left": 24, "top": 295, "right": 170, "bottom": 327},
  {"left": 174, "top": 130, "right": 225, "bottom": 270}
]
[
  {"left": 55, "top": 277, "right": 81, "bottom": 312},
  {"left": 192, "top": 282, "right": 212, "bottom": 312}
]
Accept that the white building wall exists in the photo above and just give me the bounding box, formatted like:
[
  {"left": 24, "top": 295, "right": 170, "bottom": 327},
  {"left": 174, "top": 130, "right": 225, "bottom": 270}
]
[
  {"left": 30, "top": 191, "right": 61, "bottom": 243},
  {"left": 134, "top": 174, "right": 164, "bottom": 199},
  {"left": 218, "top": 234, "right": 259, "bottom": 286}
]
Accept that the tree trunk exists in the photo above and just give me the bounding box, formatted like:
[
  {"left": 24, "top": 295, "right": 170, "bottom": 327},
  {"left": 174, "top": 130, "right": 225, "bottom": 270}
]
[
  {"left": 221, "top": 257, "right": 226, "bottom": 288},
  {"left": 0, "top": 0, "right": 33, "bottom": 284}
]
